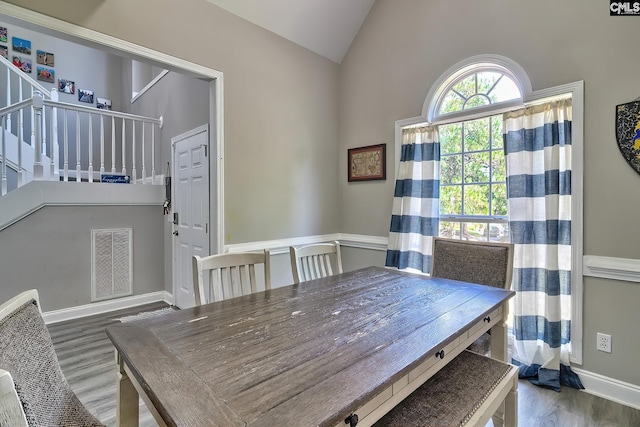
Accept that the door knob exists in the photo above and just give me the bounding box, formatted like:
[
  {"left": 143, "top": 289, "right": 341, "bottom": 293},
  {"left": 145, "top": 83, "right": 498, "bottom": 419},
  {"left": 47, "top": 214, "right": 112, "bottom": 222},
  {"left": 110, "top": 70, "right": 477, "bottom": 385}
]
[{"left": 172, "top": 230, "right": 179, "bottom": 236}]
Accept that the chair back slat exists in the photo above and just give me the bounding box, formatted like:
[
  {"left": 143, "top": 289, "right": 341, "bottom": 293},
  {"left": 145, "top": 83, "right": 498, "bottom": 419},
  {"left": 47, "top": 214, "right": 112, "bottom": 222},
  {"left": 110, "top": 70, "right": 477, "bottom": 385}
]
[
  {"left": 193, "top": 250, "right": 271, "bottom": 305},
  {"left": 289, "top": 241, "right": 343, "bottom": 284}
]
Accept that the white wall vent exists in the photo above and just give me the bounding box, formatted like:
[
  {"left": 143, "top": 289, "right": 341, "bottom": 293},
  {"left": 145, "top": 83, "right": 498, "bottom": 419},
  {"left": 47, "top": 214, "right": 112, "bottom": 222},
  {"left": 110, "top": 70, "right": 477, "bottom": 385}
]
[{"left": 91, "top": 228, "right": 133, "bottom": 301}]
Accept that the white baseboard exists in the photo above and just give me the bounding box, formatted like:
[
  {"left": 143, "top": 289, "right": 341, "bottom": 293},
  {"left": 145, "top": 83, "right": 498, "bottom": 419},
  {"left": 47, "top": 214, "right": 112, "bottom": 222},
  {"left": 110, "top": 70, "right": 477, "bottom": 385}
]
[
  {"left": 43, "top": 291, "right": 173, "bottom": 324},
  {"left": 573, "top": 368, "right": 640, "bottom": 410}
]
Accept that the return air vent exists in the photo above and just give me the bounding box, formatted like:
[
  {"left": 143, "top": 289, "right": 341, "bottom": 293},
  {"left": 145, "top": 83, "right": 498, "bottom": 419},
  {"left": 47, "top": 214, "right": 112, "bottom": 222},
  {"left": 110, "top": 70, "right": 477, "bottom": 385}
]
[{"left": 91, "top": 228, "right": 133, "bottom": 301}]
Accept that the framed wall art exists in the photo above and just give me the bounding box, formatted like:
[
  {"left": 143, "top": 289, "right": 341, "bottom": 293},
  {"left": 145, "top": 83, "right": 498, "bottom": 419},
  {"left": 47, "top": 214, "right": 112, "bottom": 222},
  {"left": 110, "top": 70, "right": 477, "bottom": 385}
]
[
  {"left": 0, "top": 45, "right": 7, "bottom": 59},
  {"left": 348, "top": 143, "right": 386, "bottom": 182},
  {"left": 97, "top": 97, "right": 112, "bottom": 110},
  {"left": 36, "top": 49, "right": 54, "bottom": 67},
  {"left": 37, "top": 66, "right": 54, "bottom": 83},
  {"left": 78, "top": 88, "right": 94, "bottom": 104},
  {"left": 0, "top": 27, "right": 7, "bottom": 43},
  {"left": 12, "top": 56, "right": 31, "bottom": 73},
  {"left": 58, "top": 79, "right": 75, "bottom": 94},
  {"left": 11, "top": 37, "right": 30, "bottom": 55}
]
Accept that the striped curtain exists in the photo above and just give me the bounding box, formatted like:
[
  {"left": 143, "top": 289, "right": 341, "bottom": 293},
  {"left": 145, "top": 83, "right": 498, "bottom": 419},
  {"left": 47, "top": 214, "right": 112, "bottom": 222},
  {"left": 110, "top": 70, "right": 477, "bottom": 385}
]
[
  {"left": 385, "top": 126, "right": 440, "bottom": 274},
  {"left": 503, "top": 99, "right": 583, "bottom": 391}
]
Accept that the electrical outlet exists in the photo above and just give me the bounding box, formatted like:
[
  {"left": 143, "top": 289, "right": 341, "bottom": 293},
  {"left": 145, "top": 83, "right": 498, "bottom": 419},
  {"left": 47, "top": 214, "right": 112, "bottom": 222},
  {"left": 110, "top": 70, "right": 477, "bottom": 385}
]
[{"left": 597, "top": 332, "right": 611, "bottom": 353}]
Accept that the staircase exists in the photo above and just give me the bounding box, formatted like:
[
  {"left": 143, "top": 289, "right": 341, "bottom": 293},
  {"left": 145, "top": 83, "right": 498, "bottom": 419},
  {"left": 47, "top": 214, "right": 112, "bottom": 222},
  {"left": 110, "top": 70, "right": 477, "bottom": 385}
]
[{"left": 0, "top": 54, "right": 163, "bottom": 197}]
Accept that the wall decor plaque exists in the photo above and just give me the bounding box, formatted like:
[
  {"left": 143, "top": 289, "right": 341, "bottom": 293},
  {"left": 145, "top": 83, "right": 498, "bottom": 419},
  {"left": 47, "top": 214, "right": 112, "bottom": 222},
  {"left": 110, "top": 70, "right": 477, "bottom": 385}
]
[{"left": 615, "top": 100, "right": 640, "bottom": 175}]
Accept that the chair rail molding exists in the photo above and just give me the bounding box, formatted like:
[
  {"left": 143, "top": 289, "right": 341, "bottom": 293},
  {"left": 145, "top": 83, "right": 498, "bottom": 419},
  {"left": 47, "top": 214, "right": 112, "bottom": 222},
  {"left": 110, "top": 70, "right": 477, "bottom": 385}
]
[
  {"left": 583, "top": 255, "right": 640, "bottom": 283},
  {"left": 225, "top": 233, "right": 388, "bottom": 255}
]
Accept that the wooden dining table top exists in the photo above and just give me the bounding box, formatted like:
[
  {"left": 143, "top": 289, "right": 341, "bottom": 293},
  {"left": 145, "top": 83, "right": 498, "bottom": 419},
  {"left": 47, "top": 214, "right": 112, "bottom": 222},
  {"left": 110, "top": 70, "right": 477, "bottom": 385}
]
[{"left": 106, "top": 266, "right": 515, "bottom": 427}]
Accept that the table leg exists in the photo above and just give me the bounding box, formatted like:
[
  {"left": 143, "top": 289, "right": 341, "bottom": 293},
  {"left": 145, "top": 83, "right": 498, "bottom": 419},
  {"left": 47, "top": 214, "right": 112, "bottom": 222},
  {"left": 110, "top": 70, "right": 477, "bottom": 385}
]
[
  {"left": 116, "top": 351, "right": 139, "bottom": 427},
  {"left": 491, "top": 302, "right": 511, "bottom": 426}
]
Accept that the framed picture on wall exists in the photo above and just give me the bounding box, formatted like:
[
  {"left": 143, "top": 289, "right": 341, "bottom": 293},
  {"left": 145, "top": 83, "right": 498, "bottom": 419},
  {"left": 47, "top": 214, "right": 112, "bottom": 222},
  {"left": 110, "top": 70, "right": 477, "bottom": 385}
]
[
  {"left": 12, "top": 56, "right": 31, "bottom": 73},
  {"left": 0, "top": 27, "right": 7, "bottom": 43},
  {"left": 11, "top": 37, "right": 30, "bottom": 55},
  {"left": 36, "top": 66, "right": 54, "bottom": 83},
  {"left": 58, "top": 79, "right": 75, "bottom": 94},
  {"left": 348, "top": 143, "right": 386, "bottom": 182},
  {"left": 0, "top": 45, "right": 7, "bottom": 59},
  {"left": 78, "top": 88, "right": 94, "bottom": 103},
  {"left": 96, "top": 97, "right": 112, "bottom": 110},
  {"left": 36, "top": 49, "right": 54, "bottom": 67}
]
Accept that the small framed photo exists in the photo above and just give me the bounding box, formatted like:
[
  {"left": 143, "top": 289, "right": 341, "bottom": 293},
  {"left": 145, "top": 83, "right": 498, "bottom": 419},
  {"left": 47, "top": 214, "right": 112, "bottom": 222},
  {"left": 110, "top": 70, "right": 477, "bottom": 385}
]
[
  {"left": 348, "top": 143, "right": 386, "bottom": 182},
  {"left": 96, "top": 97, "right": 112, "bottom": 110},
  {"left": 58, "top": 79, "right": 75, "bottom": 94},
  {"left": 78, "top": 88, "right": 94, "bottom": 104},
  {"left": 36, "top": 66, "right": 54, "bottom": 83},
  {"left": 12, "top": 37, "right": 31, "bottom": 55},
  {"left": 12, "top": 56, "right": 31, "bottom": 73},
  {"left": 0, "top": 27, "right": 7, "bottom": 43},
  {"left": 0, "top": 45, "right": 7, "bottom": 59},
  {"left": 36, "top": 50, "right": 54, "bottom": 67}
]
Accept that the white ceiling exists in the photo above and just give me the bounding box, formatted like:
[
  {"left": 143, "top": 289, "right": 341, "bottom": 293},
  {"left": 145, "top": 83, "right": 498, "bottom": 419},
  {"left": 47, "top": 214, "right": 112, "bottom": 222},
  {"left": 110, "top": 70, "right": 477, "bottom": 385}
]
[{"left": 205, "top": 0, "right": 376, "bottom": 64}]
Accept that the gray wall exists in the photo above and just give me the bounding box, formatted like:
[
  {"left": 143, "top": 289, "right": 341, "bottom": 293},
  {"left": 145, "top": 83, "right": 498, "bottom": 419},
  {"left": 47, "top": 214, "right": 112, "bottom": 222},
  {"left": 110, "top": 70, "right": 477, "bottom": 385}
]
[
  {"left": 338, "top": 0, "right": 638, "bottom": 386},
  {"left": 5, "top": 0, "right": 342, "bottom": 246},
  {"left": 0, "top": 205, "right": 164, "bottom": 311}
]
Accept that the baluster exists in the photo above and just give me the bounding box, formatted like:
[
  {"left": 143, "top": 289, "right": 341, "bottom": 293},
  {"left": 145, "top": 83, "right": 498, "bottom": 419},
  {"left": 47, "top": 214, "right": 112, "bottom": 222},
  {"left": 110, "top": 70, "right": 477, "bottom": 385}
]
[
  {"left": 100, "top": 115, "right": 105, "bottom": 177},
  {"left": 88, "top": 113, "right": 93, "bottom": 182},
  {"left": 63, "top": 109, "right": 69, "bottom": 181},
  {"left": 17, "top": 108, "right": 23, "bottom": 187},
  {"left": 32, "top": 92, "right": 44, "bottom": 180},
  {"left": 1, "top": 115, "right": 6, "bottom": 195},
  {"left": 42, "top": 99, "right": 47, "bottom": 159},
  {"left": 76, "top": 110, "right": 81, "bottom": 182},
  {"left": 5, "top": 68, "right": 10, "bottom": 132},
  {"left": 131, "top": 121, "right": 136, "bottom": 182},
  {"left": 50, "top": 88, "right": 59, "bottom": 180},
  {"left": 141, "top": 122, "right": 146, "bottom": 184},
  {"left": 151, "top": 124, "right": 156, "bottom": 184},
  {"left": 121, "top": 118, "right": 126, "bottom": 175},
  {"left": 111, "top": 116, "right": 116, "bottom": 174},
  {"left": 18, "top": 81, "right": 24, "bottom": 149},
  {"left": 30, "top": 86, "right": 35, "bottom": 146}
]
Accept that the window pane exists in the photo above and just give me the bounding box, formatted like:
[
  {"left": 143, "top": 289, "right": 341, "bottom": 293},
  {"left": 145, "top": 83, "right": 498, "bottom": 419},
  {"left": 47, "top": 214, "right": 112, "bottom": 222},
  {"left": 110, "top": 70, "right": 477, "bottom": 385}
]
[
  {"left": 465, "top": 152, "right": 490, "bottom": 183},
  {"left": 492, "top": 183, "right": 508, "bottom": 216},
  {"left": 440, "top": 185, "right": 462, "bottom": 215},
  {"left": 490, "top": 77, "right": 520, "bottom": 103},
  {"left": 452, "top": 75, "right": 476, "bottom": 99},
  {"left": 477, "top": 72, "right": 502, "bottom": 97},
  {"left": 488, "top": 223, "right": 510, "bottom": 243},
  {"left": 491, "top": 116, "right": 503, "bottom": 149},
  {"left": 462, "top": 222, "right": 488, "bottom": 241},
  {"left": 441, "top": 155, "right": 462, "bottom": 184},
  {"left": 464, "top": 184, "right": 489, "bottom": 215},
  {"left": 440, "top": 123, "right": 462, "bottom": 153},
  {"left": 439, "top": 221, "right": 460, "bottom": 239},
  {"left": 439, "top": 91, "right": 464, "bottom": 114},
  {"left": 465, "top": 94, "right": 490, "bottom": 110},
  {"left": 464, "top": 118, "right": 490, "bottom": 151},
  {"left": 491, "top": 150, "right": 506, "bottom": 182}
]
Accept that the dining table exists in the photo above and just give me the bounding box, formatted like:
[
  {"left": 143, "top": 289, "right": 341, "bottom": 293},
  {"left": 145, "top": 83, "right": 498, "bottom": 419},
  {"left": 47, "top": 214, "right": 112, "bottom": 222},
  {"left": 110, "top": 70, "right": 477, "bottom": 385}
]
[{"left": 105, "top": 266, "right": 515, "bottom": 427}]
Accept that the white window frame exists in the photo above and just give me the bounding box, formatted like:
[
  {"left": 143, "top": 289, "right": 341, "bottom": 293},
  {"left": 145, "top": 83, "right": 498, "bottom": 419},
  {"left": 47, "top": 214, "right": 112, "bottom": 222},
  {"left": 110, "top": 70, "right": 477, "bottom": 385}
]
[{"left": 394, "top": 54, "right": 585, "bottom": 364}]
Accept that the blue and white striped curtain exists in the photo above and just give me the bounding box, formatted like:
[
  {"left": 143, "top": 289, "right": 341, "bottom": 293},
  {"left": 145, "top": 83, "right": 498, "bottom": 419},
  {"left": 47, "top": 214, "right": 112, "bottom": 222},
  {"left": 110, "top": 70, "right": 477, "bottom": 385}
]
[
  {"left": 503, "top": 98, "right": 583, "bottom": 390},
  {"left": 385, "top": 126, "right": 440, "bottom": 274}
]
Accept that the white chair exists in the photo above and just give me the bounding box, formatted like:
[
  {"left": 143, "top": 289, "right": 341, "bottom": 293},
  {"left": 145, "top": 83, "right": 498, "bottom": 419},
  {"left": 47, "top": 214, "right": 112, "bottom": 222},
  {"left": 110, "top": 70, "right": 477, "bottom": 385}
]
[
  {"left": 192, "top": 249, "right": 271, "bottom": 306},
  {"left": 0, "top": 290, "right": 104, "bottom": 426},
  {"left": 289, "top": 241, "right": 343, "bottom": 284}
]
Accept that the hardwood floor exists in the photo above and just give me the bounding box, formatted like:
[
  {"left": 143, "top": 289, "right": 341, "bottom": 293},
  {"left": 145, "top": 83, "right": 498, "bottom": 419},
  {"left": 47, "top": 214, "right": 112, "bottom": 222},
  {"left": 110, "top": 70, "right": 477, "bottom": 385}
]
[{"left": 47, "top": 304, "right": 640, "bottom": 427}]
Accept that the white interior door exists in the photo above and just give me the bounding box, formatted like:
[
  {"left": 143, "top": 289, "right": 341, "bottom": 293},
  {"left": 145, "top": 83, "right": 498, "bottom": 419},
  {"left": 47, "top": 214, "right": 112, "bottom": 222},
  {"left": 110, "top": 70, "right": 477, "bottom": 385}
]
[{"left": 172, "top": 125, "right": 209, "bottom": 309}]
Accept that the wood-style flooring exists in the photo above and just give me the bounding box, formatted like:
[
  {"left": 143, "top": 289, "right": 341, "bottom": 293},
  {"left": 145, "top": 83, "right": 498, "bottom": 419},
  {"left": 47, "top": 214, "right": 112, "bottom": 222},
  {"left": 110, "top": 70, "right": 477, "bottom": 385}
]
[{"left": 47, "top": 303, "right": 640, "bottom": 427}]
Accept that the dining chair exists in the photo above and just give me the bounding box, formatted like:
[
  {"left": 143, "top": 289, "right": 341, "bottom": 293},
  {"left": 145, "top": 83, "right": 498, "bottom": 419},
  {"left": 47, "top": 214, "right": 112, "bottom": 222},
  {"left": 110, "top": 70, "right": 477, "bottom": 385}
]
[
  {"left": 192, "top": 249, "right": 271, "bottom": 306},
  {"left": 289, "top": 240, "right": 343, "bottom": 284},
  {"left": 0, "top": 290, "right": 104, "bottom": 427},
  {"left": 431, "top": 237, "right": 514, "bottom": 355}
]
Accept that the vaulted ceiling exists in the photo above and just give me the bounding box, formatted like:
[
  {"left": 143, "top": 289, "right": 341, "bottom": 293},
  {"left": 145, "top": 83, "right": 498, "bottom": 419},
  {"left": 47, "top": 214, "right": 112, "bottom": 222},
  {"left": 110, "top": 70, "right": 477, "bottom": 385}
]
[{"left": 204, "top": 0, "right": 376, "bottom": 64}]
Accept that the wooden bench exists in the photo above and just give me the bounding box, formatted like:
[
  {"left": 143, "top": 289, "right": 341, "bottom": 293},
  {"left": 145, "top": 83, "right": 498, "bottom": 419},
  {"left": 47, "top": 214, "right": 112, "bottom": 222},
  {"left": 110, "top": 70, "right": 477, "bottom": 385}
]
[{"left": 372, "top": 350, "right": 519, "bottom": 427}]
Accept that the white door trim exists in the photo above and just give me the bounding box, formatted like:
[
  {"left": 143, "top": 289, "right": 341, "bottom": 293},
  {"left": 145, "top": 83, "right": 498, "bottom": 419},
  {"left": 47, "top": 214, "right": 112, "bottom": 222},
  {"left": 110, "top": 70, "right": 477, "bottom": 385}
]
[{"left": 0, "top": 0, "right": 225, "bottom": 254}]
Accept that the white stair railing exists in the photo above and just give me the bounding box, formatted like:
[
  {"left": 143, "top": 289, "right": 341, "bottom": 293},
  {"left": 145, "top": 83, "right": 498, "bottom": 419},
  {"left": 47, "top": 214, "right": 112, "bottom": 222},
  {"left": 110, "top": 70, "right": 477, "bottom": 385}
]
[{"left": 1, "top": 55, "right": 163, "bottom": 196}]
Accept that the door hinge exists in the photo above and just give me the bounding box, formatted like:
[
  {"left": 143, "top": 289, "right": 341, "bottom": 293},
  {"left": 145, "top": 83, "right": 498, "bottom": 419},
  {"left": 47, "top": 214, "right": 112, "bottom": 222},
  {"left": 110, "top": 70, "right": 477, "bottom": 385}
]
[
  {"left": 201, "top": 144, "right": 208, "bottom": 157},
  {"left": 206, "top": 223, "right": 208, "bottom": 233}
]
